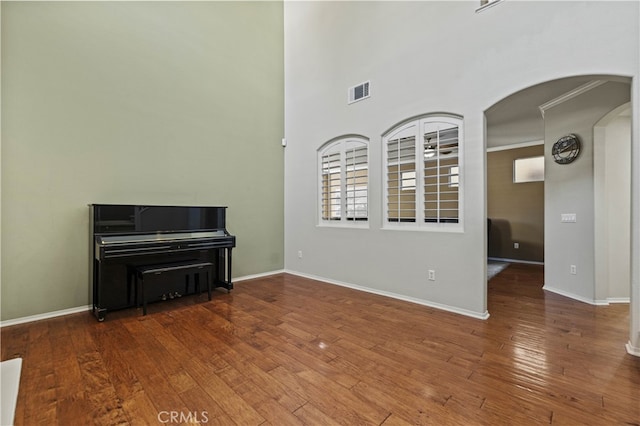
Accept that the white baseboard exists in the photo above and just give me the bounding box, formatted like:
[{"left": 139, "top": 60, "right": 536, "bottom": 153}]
[
  {"left": 542, "top": 285, "right": 630, "bottom": 306},
  {"left": 488, "top": 257, "right": 544, "bottom": 265},
  {"left": 542, "top": 285, "right": 605, "bottom": 305},
  {"left": 626, "top": 341, "right": 640, "bottom": 357},
  {"left": 234, "top": 269, "right": 285, "bottom": 282},
  {"left": 0, "top": 270, "right": 287, "bottom": 327},
  {"left": 285, "top": 269, "right": 490, "bottom": 321},
  {"left": 607, "top": 297, "right": 631, "bottom": 304},
  {"left": 0, "top": 305, "right": 92, "bottom": 328}
]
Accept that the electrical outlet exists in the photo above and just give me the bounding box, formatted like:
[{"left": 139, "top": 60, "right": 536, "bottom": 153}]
[
  {"left": 298, "top": 250, "right": 303, "bottom": 259},
  {"left": 570, "top": 265, "right": 577, "bottom": 275},
  {"left": 514, "top": 242, "right": 519, "bottom": 249},
  {"left": 428, "top": 270, "right": 436, "bottom": 281}
]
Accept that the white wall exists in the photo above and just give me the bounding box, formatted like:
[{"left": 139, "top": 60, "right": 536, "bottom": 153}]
[
  {"left": 284, "top": 1, "right": 639, "bottom": 322},
  {"left": 544, "top": 82, "right": 630, "bottom": 303},
  {"left": 607, "top": 115, "right": 632, "bottom": 300},
  {"left": 595, "top": 106, "right": 631, "bottom": 302}
]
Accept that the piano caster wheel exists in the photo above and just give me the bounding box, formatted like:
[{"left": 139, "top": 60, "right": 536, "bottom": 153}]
[
  {"left": 174, "top": 292, "right": 182, "bottom": 298},
  {"left": 95, "top": 310, "right": 106, "bottom": 322},
  {"left": 161, "top": 294, "right": 167, "bottom": 301}
]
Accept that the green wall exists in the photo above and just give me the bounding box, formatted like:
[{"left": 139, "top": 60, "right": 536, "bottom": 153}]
[{"left": 1, "top": 1, "right": 284, "bottom": 320}]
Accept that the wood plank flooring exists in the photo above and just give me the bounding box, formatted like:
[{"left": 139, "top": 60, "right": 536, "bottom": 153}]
[{"left": 2, "top": 264, "right": 639, "bottom": 425}]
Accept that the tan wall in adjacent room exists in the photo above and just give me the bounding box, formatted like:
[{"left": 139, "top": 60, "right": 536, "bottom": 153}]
[{"left": 487, "top": 145, "right": 544, "bottom": 262}]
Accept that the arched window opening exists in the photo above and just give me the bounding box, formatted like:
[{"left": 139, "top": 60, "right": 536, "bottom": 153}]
[
  {"left": 384, "top": 115, "right": 463, "bottom": 230},
  {"left": 319, "top": 137, "right": 369, "bottom": 225}
]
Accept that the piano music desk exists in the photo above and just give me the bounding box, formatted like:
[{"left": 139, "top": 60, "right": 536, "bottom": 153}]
[{"left": 134, "top": 260, "right": 213, "bottom": 315}]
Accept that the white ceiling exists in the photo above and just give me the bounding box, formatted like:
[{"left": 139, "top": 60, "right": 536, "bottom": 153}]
[{"left": 485, "top": 75, "right": 631, "bottom": 149}]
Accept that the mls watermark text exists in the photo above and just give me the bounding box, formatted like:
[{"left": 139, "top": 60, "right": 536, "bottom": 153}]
[{"left": 157, "top": 410, "right": 209, "bottom": 424}]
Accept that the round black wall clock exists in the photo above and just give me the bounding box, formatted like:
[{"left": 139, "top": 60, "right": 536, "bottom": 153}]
[{"left": 552, "top": 134, "right": 581, "bottom": 164}]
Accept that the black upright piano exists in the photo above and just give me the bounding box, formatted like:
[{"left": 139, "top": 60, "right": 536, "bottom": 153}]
[{"left": 90, "top": 204, "right": 236, "bottom": 321}]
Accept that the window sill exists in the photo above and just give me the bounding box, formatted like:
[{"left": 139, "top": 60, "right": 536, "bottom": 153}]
[
  {"left": 317, "top": 222, "right": 369, "bottom": 230},
  {"left": 381, "top": 224, "right": 464, "bottom": 233},
  {"left": 476, "top": 0, "right": 504, "bottom": 13}
]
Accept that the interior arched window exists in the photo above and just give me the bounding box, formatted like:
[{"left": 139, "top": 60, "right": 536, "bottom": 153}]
[
  {"left": 318, "top": 137, "right": 368, "bottom": 225},
  {"left": 383, "top": 115, "right": 463, "bottom": 229}
]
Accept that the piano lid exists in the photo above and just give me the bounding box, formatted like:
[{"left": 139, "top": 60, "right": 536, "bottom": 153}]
[
  {"left": 91, "top": 204, "right": 228, "bottom": 234},
  {"left": 96, "top": 230, "right": 227, "bottom": 246}
]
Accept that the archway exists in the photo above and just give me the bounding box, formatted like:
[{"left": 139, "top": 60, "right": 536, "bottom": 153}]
[{"left": 484, "top": 75, "right": 637, "bottom": 356}]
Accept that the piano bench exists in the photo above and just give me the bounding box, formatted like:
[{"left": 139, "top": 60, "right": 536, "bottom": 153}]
[{"left": 134, "top": 260, "right": 213, "bottom": 315}]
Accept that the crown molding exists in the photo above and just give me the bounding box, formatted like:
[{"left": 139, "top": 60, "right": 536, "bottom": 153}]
[
  {"left": 486, "top": 139, "right": 544, "bottom": 153},
  {"left": 476, "top": 0, "right": 504, "bottom": 13},
  {"left": 539, "top": 80, "right": 607, "bottom": 118}
]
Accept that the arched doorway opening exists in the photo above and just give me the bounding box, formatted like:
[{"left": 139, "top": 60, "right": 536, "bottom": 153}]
[{"left": 484, "top": 75, "right": 636, "bottom": 355}]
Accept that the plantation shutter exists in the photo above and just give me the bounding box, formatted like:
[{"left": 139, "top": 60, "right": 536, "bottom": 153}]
[
  {"left": 345, "top": 144, "right": 368, "bottom": 220},
  {"left": 321, "top": 151, "right": 341, "bottom": 220},
  {"left": 387, "top": 128, "right": 417, "bottom": 223},
  {"left": 423, "top": 122, "right": 459, "bottom": 223},
  {"left": 319, "top": 138, "right": 369, "bottom": 224}
]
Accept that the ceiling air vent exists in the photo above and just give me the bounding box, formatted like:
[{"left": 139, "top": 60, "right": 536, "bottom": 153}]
[{"left": 348, "top": 81, "right": 370, "bottom": 104}]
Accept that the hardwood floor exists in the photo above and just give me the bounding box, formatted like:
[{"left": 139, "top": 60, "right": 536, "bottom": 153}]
[{"left": 2, "top": 264, "right": 639, "bottom": 425}]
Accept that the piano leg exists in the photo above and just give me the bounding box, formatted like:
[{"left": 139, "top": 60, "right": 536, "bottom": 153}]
[
  {"left": 227, "top": 247, "right": 233, "bottom": 292},
  {"left": 94, "top": 307, "right": 106, "bottom": 322}
]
